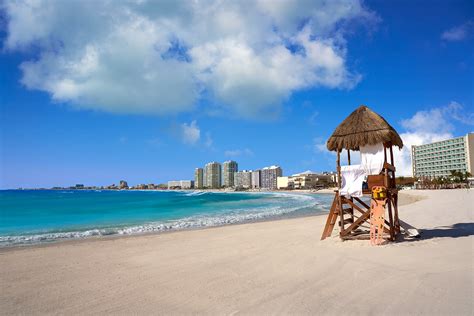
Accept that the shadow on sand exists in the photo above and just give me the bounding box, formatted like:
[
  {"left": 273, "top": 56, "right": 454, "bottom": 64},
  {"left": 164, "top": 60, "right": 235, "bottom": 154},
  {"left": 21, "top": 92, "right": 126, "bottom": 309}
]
[{"left": 418, "top": 223, "right": 474, "bottom": 240}]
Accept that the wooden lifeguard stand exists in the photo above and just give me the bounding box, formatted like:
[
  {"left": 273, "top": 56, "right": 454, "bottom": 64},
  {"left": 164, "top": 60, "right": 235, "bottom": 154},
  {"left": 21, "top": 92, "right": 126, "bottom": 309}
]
[{"left": 321, "top": 106, "right": 404, "bottom": 241}]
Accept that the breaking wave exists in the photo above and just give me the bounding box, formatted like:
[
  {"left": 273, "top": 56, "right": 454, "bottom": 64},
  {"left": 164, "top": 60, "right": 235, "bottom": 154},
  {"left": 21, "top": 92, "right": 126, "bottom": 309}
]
[{"left": 0, "top": 191, "right": 331, "bottom": 247}]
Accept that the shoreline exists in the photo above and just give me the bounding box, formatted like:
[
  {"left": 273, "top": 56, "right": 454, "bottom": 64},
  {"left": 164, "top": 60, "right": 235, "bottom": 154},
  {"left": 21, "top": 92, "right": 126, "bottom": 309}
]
[
  {"left": 1, "top": 189, "right": 472, "bottom": 314},
  {"left": 0, "top": 190, "right": 426, "bottom": 252},
  {"left": 1, "top": 189, "right": 473, "bottom": 314}
]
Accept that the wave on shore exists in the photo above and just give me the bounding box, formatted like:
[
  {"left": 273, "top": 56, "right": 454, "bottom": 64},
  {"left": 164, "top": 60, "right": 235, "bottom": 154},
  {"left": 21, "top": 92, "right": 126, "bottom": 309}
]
[{"left": 0, "top": 191, "right": 332, "bottom": 247}]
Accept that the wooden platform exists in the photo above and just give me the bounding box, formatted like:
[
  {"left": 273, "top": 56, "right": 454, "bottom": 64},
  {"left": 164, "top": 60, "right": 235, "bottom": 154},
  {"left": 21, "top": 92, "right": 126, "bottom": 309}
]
[{"left": 320, "top": 190, "right": 400, "bottom": 241}]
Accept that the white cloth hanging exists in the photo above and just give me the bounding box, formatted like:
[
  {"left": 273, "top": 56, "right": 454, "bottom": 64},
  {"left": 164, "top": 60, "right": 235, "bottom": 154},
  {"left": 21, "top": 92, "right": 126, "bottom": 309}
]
[
  {"left": 360, "top": 143, "right": 385, "bottom": 175},
  {"left": 340, "top": 164, "right": 365, "bottom": 198}
]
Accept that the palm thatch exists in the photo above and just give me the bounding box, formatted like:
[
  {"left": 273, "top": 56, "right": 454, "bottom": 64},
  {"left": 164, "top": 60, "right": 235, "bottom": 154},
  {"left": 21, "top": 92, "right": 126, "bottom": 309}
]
[{"left": 327, "top": 105, "right": 403, "bottom": 151}]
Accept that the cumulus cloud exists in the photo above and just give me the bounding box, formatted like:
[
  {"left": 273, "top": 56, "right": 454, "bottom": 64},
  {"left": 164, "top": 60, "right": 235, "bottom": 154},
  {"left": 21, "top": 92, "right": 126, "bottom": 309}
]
[
  {"left": 2, "top": 0, "right": 375, "bottom": 118},
  {"left": 394, "top": 102, "right": 473, "bottom": 176},
  {"left": 224, "top": 148, "right": 254, "bottom": 157},
  {"left": 180, "top": 120, "right": 200, "bottom": 145},
  {"left": 441, "top": 21, "right": 473, "bottom": 42},
  {"left": 204, "top": 132, "right": 213, "bottom": 148}
]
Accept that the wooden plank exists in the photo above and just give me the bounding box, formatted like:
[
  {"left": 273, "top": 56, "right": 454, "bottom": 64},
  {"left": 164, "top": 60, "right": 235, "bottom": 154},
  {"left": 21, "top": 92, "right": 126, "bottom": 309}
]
[
  {"left": 383, "top": 162, "right": 396, "bottom": 172},
  {"left": 343, "top": 199, "right": 367, "bottom": 215},
  {"left": 338, "top": 193, "right": 344, "bottom": 236},
  {"left": 387, "top": 195, "right": 395, "bottom": 241},
  {"left": 393, "top": 193, "right": 400, "bottom": 234},
  {"left": 353, "top": 197, "right": 370, "bottom": 209},
  {"left": 321, "top": 193, "right": 338, "bottom": 240},
  {"left": 341, "top": 210, "right": 370, "bottom": 236}
]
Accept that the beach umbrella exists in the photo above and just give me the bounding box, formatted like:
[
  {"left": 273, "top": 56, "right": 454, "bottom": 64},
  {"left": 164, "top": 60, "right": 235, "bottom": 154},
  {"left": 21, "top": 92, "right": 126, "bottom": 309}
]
[{"left": 326, "top": 105, "right": 403, "bottom": 152}]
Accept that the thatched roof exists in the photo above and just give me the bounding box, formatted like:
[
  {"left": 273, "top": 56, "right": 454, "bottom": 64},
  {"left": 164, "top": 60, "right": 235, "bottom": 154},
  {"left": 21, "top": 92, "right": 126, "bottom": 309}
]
[{"left": 326, "top": 105, "right": 403, "bottom": 151}]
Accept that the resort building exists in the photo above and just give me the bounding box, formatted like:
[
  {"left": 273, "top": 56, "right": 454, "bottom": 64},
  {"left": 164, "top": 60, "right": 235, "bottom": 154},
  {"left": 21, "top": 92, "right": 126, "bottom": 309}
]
[
  {"left": 261, "top": 165, "right": 282, "bottom": 189},
  {"left": 290, "top": 171, "right": 336, "bottom": 189},
  {"left": 412, "top": 133, "right": 474, "bottom": 178},
  {"left": 168, "top": 180, "right": 194, "bottom": 189},
  {"left": 235, "top": 170, "right": 252, "bottom": 188},
  {"left": 276, "top": 171, "right": 336, "bottom": 190},
  {"left": 222, "top": 160, "right": 238, "bottom": 187},
  {"left": 251, "top": 170, "right": 261, "bottom": 188},
  {"left": 277, "top": 176, "right": 291, "bottom": 189},
  {"left": 205, "top": 162, "right": 222, "bottom": 188},
  {"left": 194, "top": 168, "right": 204, "bottom": 189},
  {"left": 119, "top": 180, "right": 128, "bottom": 189}
]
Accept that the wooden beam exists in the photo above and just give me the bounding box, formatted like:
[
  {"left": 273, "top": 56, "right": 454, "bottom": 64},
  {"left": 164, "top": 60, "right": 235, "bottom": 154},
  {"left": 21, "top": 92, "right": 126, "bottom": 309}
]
[
  {"left": 353, "top": 197, "right": 370, "bottom": 209},
  {"left": 341, "top": 210, "right": 370, "bottom": 236},
  {"left": 343, "top": 198, "right": 367, "bottom": 215},
  {"left": 387, "top": 194, "right": 395, "bottom": 240},
  {"left": 321, "top": 193, "right": 338, "bottom": 240}
]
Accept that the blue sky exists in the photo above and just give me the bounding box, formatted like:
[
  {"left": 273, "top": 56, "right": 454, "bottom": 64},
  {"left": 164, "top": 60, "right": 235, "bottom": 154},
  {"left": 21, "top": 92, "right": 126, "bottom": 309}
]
[{"left": 0, "top": 0, "right": 473, "bottom": 189}]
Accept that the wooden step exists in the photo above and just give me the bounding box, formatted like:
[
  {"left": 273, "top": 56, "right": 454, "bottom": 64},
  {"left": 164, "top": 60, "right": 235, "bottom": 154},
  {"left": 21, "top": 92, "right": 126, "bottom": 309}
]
[
  {"left": 339, "top": 218, "right": 354, "bottom": 226},
  {"left": 342, "top": 207, "right": 353, "bottom": 214}
]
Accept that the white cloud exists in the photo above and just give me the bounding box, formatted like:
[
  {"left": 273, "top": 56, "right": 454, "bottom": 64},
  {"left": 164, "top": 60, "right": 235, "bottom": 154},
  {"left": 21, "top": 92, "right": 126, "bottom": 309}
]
[
  {"left": 395, "top": 102, "right": 473, "bottom": 176},
  {"left": 441, "top": 21, "right": 473, "bottom": 42},
  {"left": 224, "top": 148, "right": 254, "bottom": 157},
  {"left": 2, "top": 0, "right": 375, "bottom": 118},
  {"left": 181, "top": 120, "right": 200, "bottom": 145},
  {"left": 313, "top": 137, "right": 328, "bottom": 153},
  {"left": 204, "top": 132, "right": 213, "bottom": 148},
  {"left": 310, "top": 102, "right": 472, "bottom": 176},
  {"left": 394, "top": 131, "right": 452, "bottom": 177}
]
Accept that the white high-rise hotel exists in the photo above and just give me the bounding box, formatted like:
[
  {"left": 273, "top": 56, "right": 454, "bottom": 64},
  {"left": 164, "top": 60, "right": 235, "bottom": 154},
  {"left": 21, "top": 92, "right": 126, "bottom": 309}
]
[
  {"left": 261, "top": 166, "right": 283, "bottom": 189},
  {"left": 194, "top": 168, "right": 204, "bottom": 189},
  {"left": 412, "top": 133, "right": 474, "bottom": 178},
  {"left": 205, "top": 162, "right": 222, "bottom": 189},
  {"left": 222, "top": 161, "right": 238, "bottom": 187}
]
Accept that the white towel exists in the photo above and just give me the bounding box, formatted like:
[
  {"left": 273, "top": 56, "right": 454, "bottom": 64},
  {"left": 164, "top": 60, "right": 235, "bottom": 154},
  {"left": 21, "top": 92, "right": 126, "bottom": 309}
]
[
  {"left": 340, "top": 164, "right": 365, "bottom": 198},
  {"left": 360, "top": 143, "right": 385, "bottom": 175}
]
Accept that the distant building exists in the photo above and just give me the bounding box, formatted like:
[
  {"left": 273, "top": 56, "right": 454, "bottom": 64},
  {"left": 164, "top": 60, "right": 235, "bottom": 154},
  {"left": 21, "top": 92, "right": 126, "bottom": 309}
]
[
  {"left": 251, "top": 170, "right": 261, "bottom": 188},
  {"left": 235, "top": 170, "right": 252, "bottom": 188},
  {"left": 75, "top": 184, "right": 84, "bottom": 189},
  {"left": 119, "top": 180, "right": 128, "bottom": 189},
  {"left": 290, "top": 171, "right": 335, "bottom": 189},
  {"left": 222, "top": 160, "right": 238, "bottom": 187},
  {"left": 194, "top": 168, "right": 204, "bottom": 189},
  {"left": 261, "top": 166, "right": 282, "bottom": 189},
  {"left": 168, "top": 180, "right": 194, "bottom": 189},
  {"left": 205, "top": 162, "right": 222, "bottom": 188},
  {"left": 277, "top": 176, "right": 291, "bottom": 189},
  {"left": 412, "top": 133, "right": 474, "bottom": 178}
]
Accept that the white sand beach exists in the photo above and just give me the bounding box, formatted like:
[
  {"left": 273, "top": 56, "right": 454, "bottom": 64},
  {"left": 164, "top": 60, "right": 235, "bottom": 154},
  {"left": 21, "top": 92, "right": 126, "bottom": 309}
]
[{"left": 0, "top": 189, "right": 473, "bottom": 315}]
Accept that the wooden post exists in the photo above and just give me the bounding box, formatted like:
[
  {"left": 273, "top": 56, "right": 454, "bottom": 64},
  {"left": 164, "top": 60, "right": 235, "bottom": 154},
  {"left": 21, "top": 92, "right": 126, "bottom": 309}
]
[
  {"left": 337, "top": 149, "right": 341, "bottom": 189},
  {"left": 347, "top": 149, "right": 351, "bottom": 165},
  {"left": 336, "top": 149, "right": 344, "bottom": 237},
  {"left": 384, "top": 145, "right": 389, "bottom": 188},
  {"left": 387, "top": 194, "right": 395, "bottom": 241}
]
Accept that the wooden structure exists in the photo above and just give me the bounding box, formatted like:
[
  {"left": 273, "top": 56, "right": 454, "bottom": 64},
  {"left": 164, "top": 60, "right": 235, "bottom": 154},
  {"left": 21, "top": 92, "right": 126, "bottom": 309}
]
[{"left": 321, "top": 106, "right": 403, "bottom": 241}]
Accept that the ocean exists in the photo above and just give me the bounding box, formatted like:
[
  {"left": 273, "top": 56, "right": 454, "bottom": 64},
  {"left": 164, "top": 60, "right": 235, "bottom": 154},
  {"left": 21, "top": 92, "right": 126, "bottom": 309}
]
[{"left": 0, "top": 190, "right": 333, "bottom": 247}]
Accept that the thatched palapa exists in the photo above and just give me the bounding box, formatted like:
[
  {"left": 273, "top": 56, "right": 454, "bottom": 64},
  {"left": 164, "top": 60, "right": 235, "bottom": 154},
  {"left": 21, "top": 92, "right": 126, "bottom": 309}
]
[{"left": 326, "top": 105, "right": 403, "bottom": 151}]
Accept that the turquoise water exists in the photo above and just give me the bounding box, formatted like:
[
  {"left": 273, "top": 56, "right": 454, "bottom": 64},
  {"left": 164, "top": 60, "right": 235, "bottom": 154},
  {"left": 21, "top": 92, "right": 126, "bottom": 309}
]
[{"left": 0, "top": 190, "right": 333, "bottom": 247}]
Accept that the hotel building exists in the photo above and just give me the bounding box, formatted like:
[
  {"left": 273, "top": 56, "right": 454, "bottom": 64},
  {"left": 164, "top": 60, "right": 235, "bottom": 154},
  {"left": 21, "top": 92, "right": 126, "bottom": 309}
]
[
  {"left": 222, "top": 160, "right": 238, "bottom": 187},
  {"left": 251, "top": 170, "right": 261, "bottom": 188},
  {"left": 205, "top": 162, "right": 222, "bottom": 188},
  {"left": 277, "top": 171, "right": 336, "bottom": 189},
  {"left": 168, "top": 180, "right": 194, "bottom": 189},
  {"left": 194, "top": 168, "right": 204, "bottom": 189},
  {"left": 235, "top": 170, "right": 252, "bottom": 188},
  {"left": 261, "top": 165, "right": 283, "bottom": 189},
  {"left": 411, "top": 133, "right": 474, "bottom": 178}
]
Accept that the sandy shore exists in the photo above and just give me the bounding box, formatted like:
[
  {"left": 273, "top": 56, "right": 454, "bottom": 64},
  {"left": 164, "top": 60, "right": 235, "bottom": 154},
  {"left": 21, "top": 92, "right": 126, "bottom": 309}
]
[{"left": 1, "top": 189, "right": 473, "bottom": 315}]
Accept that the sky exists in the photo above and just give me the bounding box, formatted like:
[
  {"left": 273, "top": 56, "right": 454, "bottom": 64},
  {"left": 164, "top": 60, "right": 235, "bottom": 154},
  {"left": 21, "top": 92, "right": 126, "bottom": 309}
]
[{"left": 0, "top": 0, "right": 473, "bottom": 189}]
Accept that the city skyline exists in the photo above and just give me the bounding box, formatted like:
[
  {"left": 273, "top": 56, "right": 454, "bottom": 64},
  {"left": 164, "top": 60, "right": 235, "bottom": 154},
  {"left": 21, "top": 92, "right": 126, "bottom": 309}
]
[{"left": 1, "top": 1, "right": 473, "bottom": 189}]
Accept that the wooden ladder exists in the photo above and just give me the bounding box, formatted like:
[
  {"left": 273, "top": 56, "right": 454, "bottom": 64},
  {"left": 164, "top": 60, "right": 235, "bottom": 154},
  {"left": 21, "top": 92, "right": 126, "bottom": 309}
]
[{"left": 320, "top": 192, "right": 340, "bottom": 240}]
